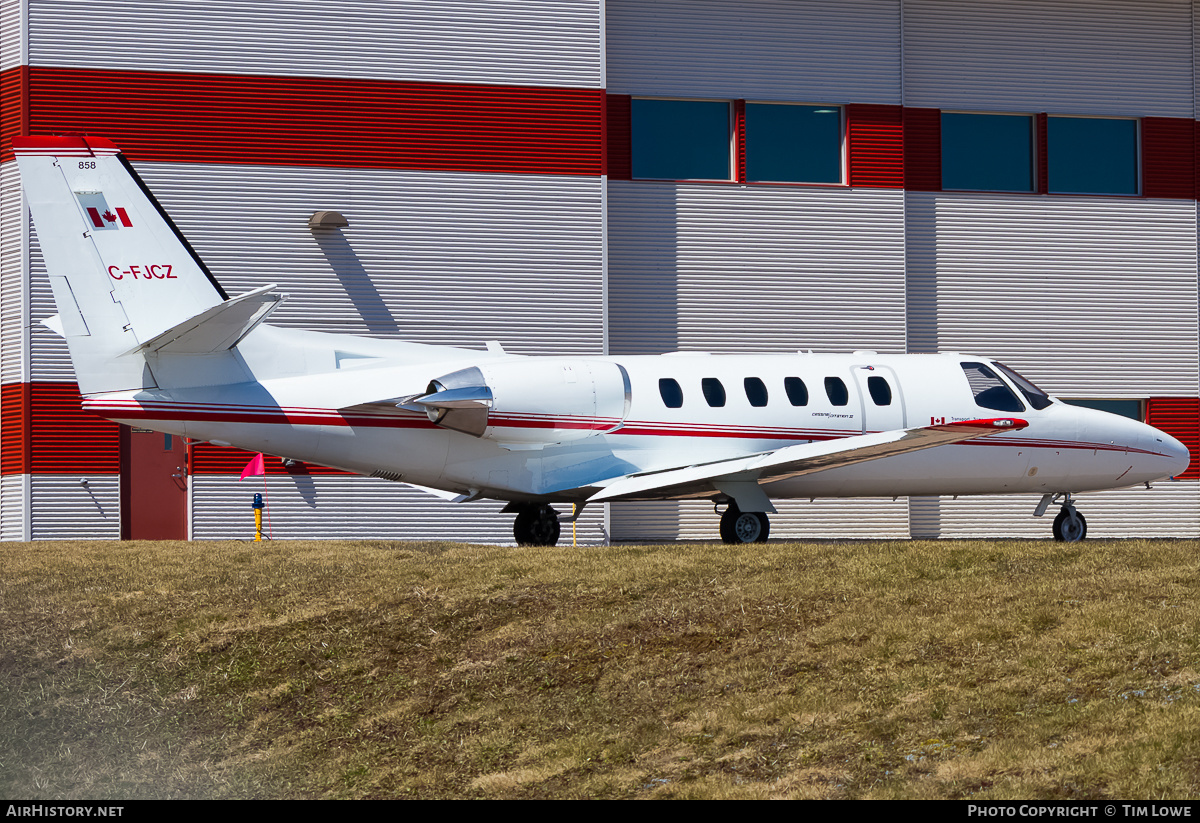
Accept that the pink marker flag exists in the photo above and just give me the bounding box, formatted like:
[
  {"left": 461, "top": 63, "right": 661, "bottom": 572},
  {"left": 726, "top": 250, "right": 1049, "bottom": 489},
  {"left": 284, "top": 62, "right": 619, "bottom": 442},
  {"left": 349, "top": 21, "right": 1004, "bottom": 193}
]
[{"left": 240, "top": 452, "right": 265, "bottom": 481}]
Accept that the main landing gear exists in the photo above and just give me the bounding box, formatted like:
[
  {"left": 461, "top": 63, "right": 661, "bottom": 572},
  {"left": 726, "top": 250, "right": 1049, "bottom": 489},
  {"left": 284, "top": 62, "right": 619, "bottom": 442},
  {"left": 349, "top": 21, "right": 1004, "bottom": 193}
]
[
  {"left": 510, "top": 503, "right": 561, "bottom": 546},
  {"left": 1036, "top": 492, "right": 1088, "bottom": 542},
  {"left": 718, "top": 502, "right": 770, "bottom": 544}
]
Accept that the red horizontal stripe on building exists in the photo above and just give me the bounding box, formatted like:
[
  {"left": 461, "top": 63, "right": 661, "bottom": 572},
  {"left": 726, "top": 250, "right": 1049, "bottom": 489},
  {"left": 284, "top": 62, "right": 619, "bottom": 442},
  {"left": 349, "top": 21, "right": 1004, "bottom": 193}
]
[
  {"left": 846, "top": 104, "right": 904, "bottom": 189},
  {"left": 1, "top": 382, "right": 120, "bottom": 475},
  {"left": 1, "top": 66, "right": 603, "bottom": 173},
  {"left": 1146, "top": 398, "right": 1199, "bottom": 479}
]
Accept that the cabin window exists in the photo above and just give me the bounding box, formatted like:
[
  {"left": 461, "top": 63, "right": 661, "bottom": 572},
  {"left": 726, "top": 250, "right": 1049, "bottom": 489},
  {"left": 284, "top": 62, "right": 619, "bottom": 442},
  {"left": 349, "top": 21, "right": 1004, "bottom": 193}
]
[
  {"left": 866, "top": 375, "right": 892, "bottom": 406},
  {"left": 784, "top": 377, "right": 809, "bottom": 406},
  {"left": 744, "top": 377, "right": 768, "bottom": 407},
  {"left": 659, "top": 378, "right": 684, "bottom": 408},
  {"left": 824, "top": 377, "right": 849, "bottom": 406},
  {"left": 961, "top": 363, "right": 1024, "bottom": 412},
  {"left": 702, "top": 378, "right": 727, "bottom": 407}
]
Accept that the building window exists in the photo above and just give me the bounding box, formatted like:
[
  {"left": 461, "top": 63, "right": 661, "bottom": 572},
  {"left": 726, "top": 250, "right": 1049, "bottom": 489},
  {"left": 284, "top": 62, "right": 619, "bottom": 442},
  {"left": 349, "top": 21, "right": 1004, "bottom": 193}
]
[
  {"left": 1048, "top": 117, "right": 1138, "bottom": 195},
  {"left": 745, "top": 103, "right": 842, "bottom": 184},
  {"left": 941, "top": 112, "right": 1034, "bottom": 192},
  {"left": 631, "top": 99, "right": 731, "bottom": 180},
  {"left": 701, "top": 378, "right": 727, "bottom": 407},
  {"left": 1062, "top": 399, "right": 1143, "bottom": 421}
]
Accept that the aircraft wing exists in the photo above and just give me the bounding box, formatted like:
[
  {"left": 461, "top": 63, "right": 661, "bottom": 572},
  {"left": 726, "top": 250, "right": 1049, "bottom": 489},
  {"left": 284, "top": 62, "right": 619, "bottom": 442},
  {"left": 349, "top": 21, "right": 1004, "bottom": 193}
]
[{"left": 587, "top": 417, "right": 1028, "bottom": 504}]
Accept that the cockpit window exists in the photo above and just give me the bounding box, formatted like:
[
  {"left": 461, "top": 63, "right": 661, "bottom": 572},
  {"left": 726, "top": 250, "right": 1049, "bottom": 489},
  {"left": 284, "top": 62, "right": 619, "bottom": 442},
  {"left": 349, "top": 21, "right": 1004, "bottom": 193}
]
[
  {"left": 992, "top": 362, "right": 1053, "bottom": 410},
  {"left": 961, "top": 362, "right": 1025, "bottom": 412}
]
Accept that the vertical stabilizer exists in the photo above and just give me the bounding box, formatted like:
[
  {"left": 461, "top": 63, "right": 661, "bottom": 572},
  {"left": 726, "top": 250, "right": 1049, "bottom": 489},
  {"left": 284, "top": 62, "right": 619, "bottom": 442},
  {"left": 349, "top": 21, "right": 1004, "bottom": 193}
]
[{"left": 13, "top": 136, "right": 227, "bottom": 394}]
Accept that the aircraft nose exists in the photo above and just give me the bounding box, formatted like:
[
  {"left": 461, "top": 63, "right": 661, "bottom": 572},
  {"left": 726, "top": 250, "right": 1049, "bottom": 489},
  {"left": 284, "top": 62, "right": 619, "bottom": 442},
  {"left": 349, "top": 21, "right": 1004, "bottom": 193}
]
[{"left": 1147, "top": 428, "right": 1192, "bottom": 479}]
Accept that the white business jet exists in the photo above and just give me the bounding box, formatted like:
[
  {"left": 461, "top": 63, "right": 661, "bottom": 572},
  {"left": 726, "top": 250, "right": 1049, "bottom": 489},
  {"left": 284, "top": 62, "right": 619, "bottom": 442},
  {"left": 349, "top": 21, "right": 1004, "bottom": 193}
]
[{"left": 13, "top": 136, "right": 1191, "bottom": 544}]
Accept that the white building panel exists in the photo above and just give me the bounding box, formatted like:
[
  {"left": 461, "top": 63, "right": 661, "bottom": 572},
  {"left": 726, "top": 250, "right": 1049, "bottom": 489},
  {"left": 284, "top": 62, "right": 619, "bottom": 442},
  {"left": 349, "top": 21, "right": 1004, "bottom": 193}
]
[
  {"left": 606, "top": 0, "right": 901, "bottom": 103},
  {"left": 610, "top": 498, "right": 910, "bottom": 541},
  {"left": 0, "top": 0, "right": 25, "bottom": 71},
  {"left": 904, "top": 0, "right": 1195, "bottom": 117},
  {"left": 931, "top": 482, "right": 1200, "bottom": 539},
  {"left": 0, "top": 163, "right": 30, "bottom": 385},
  {"left": 26, "top": 0, "right": 601, "bottom": 88},
  {"left": 608, "top": 181, "right": 907, "bottom": 355},
  {"left": 0, "top": 474, "right": 29, "bottom": 541},
  {"left": 30, "top": 474, "right": 119, "bottom": 540},
  {"left": 906, "top": 192, "right": 1199, "bottom": 397},
  {"left": 192, "top": 475, "right": 609, "bottom": 544},
  {"left": 27, "top": 162, "right": 605, "bottom": 364}
]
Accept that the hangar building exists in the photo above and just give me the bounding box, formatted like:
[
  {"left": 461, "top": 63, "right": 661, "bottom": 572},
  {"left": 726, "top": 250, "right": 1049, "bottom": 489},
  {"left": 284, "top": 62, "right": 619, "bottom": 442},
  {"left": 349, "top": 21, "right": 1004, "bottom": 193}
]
[{"left": 1, "top": 0, "right": 1198, "bottom": 541}]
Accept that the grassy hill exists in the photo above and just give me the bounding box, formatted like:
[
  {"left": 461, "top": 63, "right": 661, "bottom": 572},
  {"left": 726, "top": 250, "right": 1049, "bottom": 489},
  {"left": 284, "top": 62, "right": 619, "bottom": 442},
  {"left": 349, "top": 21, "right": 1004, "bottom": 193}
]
[{"left": 2, "top": 537, "right": 1198, "bottom": 799}]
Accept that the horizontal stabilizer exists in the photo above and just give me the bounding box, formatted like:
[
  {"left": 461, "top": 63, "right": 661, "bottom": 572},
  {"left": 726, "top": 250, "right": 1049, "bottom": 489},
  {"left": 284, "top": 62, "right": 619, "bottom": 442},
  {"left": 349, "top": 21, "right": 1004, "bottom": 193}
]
[
  {"left": 131, "top": 284, "right": 285, "bottom": 355},
  {"left": 588, "top": 417, "right": 1029, "bottom": 503}
]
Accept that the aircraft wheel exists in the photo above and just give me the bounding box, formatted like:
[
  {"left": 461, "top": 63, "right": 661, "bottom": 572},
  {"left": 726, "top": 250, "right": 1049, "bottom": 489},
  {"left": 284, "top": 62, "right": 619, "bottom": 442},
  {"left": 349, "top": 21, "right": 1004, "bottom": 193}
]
[
  {"left": 720, "top": 506, "right": 770, "bottom": 544},
  {"left": 513, "top": 504, "right": 561, "bottom": 546},
  {"left": 1052, "top": 506, "right": 1087, "bottom": 542}
]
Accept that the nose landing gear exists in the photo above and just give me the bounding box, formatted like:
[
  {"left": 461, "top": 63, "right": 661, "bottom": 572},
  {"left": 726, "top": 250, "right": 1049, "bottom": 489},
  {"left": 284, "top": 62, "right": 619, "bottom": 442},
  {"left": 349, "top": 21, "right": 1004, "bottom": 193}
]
[{"left": 1036, "top": 493, "right": 1088, "bottom": 542}]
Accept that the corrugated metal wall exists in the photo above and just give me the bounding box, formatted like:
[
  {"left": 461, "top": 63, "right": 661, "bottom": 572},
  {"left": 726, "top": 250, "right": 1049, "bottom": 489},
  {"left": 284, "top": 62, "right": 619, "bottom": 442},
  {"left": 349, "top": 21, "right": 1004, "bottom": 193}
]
[
  {"left": 24, "top": 0, "right": 601, "bottom": 88},
  {"left": 606, "top": 0, "right": 901, "bottom": 103},
  {"left": 607, "top": 182, "right": 907, "bottom": 354},
  {"left": 193, "top": 477, "right": 609, "bottom": 544},
  {"left": 904, "top": 0, "right": 1195, "bottom": 117},
  {"left": 3, "top": 0, "right": 1198, "bottom": 541},
  {"left": 904, "top": 192, "right": 1200, "bottom": 396}
]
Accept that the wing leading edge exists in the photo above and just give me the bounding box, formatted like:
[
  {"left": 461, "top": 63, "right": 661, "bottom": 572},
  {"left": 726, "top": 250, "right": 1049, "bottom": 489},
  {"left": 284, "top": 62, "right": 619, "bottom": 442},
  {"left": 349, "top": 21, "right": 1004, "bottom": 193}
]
[{"left": 587, "top": 418, "right": 1029, "bottom": 505}]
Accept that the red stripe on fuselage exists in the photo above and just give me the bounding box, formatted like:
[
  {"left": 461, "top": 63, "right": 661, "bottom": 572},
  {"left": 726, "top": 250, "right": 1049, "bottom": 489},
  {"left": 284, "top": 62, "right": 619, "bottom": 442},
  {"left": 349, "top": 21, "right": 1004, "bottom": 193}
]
[{"left": 79, "top": 399, "right": 1167, "bottom": 456}]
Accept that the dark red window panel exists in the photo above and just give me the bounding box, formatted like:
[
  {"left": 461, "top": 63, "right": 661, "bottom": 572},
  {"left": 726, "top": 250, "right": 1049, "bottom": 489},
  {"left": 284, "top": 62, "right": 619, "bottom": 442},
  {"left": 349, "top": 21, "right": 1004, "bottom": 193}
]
[
  {"left": 902, "top": 107, "right": 941, "bottom": 191},
  {"left": 1035, "top": 113, "right": 1049, "bottom": 194},
  {"left": 1, "top": 382, "right": 120, "bottom": 475},
  {"left": 733, "top": 99, "right": 747, "bottom": 184},
  {"left": 605, "top": 93, "right": 632, "bottom": 180},
  {"left": 1146, "top": 397, "right": 1199, "bottom": 480},
  {"left": 846, "top": 104, "right": 903, "bottom": 188},
  {"left": 189, "top": 441, "right": 351, "bottom": 476},
  {"left": 5, "top": 66, "right": 603, "bottom": 174},
  {"left": 1142, "top": 117, "right": 1196, "bottom": 199}
]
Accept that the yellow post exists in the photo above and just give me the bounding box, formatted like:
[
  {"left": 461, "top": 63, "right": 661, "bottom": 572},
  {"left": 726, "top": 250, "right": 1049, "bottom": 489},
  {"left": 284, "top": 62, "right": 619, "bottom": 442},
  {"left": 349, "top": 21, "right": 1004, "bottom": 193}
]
[
  {"left": 254, "top": 508, "right": 263, "bottom": 542},
  {"left": 572, "top": 503, "right": 577, "bottom": 547}
]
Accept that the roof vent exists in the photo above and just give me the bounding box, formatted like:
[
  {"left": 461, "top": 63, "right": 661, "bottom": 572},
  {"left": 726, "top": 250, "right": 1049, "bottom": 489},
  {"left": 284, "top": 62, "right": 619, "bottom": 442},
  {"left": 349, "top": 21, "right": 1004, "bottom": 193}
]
[{"left": 308, "top": 210, "right": 349, "bottom": 229}]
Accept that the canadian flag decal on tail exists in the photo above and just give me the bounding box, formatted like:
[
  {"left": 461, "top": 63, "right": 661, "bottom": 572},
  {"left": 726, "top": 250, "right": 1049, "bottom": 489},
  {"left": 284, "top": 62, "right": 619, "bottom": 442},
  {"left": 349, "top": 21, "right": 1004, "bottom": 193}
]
[{"left": 75, "top": 192, "right": 132, "bottom": 230}]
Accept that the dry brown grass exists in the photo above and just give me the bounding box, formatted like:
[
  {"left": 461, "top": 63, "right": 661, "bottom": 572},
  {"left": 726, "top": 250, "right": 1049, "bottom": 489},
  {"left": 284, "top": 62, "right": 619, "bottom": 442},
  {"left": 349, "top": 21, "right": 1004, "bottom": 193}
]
[{"left": 1, "top": 537, "right": 1199, "bottom": 799}]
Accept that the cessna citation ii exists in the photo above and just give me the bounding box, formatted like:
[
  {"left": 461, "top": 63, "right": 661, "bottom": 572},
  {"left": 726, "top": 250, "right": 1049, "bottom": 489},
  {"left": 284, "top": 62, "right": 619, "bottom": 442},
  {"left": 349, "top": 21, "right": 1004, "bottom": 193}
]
[{"left": 13, "top": 136, "right": 1191, "bottom": 545}]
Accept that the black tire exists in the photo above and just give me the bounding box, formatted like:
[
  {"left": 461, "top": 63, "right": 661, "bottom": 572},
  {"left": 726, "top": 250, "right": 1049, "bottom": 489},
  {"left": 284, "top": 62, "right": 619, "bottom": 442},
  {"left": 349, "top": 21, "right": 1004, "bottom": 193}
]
[
  {"left": 1052, "top": 507, "right": 1087, "bottom": 542},
  {"left": 514, "top": 504, "right": 561, "bottom": 546},
  {"left": 719, "top": 506, "right": 770, "bottom": 544}
]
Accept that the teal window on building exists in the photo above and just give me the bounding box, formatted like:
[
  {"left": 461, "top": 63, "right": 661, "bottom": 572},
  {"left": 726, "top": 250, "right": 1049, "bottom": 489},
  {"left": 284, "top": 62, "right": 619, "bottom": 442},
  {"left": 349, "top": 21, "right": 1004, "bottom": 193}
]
[
  {"left": 745, "top": 103, "right": 842, "bottom": 183},
  {"left": 942, "top": 113, "right": 1034, "bottom": 192},
  {"left": 1048, "top": 117, "right": 1138, "bottom": 195},
  {"left": 632, "top": 99, "right": 731, "bottom": 180}
]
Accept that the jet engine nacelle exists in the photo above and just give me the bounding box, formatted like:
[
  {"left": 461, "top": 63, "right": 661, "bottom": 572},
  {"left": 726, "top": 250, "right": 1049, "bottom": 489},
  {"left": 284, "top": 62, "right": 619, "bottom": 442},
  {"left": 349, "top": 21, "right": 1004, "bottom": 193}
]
[{"left": 411, "top": 359, "right": 631, "bottom": 445}]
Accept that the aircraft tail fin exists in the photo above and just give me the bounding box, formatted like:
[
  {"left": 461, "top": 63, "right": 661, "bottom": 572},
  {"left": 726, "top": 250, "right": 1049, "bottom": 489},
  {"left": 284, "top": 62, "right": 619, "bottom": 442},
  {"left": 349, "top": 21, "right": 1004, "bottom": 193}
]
[{"left": 13, "top": 135, "right": 229, "bottom": 393}]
